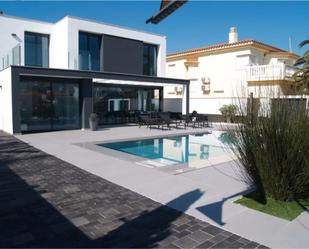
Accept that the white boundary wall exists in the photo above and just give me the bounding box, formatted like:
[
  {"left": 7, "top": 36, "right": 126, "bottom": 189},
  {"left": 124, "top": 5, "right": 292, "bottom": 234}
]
[{"left": 0, "top": 68, "right": 13, "bottom": 134}]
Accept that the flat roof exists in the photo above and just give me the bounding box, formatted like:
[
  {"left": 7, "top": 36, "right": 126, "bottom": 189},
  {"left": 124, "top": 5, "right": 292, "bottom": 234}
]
[
  {"left": 0, "top": 13, "right": 166, "bottom": 38},
  {"left": 11, "top": 66, "right": 189, "bottom": 85}
]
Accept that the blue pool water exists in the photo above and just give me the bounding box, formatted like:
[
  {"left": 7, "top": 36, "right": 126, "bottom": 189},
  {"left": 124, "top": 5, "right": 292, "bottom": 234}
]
[{"left": 99, "top": 131, "right": 233, "bottom": 165}]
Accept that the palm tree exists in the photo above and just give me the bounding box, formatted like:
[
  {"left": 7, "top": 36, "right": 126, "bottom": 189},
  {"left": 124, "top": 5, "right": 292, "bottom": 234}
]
[{"left": 293, "top": 40, "right": 309, "bottom": 93}]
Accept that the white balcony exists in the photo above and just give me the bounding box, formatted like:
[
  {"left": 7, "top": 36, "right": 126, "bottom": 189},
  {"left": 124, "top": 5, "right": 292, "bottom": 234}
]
[{"left": 247, "top": 64, "right": 297, "bottom": 82}]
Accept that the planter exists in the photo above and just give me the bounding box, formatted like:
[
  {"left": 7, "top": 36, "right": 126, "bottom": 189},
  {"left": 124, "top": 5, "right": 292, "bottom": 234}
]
[{"left": 89, "top": 119, "right": 98, "bottom": 131}]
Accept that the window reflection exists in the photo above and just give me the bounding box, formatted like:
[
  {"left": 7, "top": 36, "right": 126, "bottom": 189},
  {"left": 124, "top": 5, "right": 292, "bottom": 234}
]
[
  {"left": 20, "top": 81, "right": 52, "bottom": 131},
  {"left": 52, "top": 83, "right": 80, "bottom": 129},
  {"left": 93, "top": 85, "right": 162, "bottom": 124},
  {"left": 79, "top": 32, "right": 101, "bottom": 71},
  {"left": 143, "top": 43, "right": 157, "bottom": 76},
  {"left": 19, "top": 80, "right": 80, "bottom": 132},
  {"left": 25, "top": 32, "right": 49, "bottom": 67}
]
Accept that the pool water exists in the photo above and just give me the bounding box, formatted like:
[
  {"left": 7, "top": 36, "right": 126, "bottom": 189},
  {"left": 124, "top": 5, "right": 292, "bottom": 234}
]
[{"left": 100, "top": 131, "right": 234, "bottom": 167}]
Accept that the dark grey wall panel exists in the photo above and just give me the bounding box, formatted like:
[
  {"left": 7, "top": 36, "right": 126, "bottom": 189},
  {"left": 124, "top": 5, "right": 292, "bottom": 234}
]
[
  {"left": 163, "top": 99, "right": 182, "bottom": 113},
  {"left": 80, "top": 78, "right": 93, "bottom": 129},
  {"left": 103, "top": 35, "right": 143, "bottom": 75},
  {"left": 11, "top": 69, "right": 21, "bottom": 134}
]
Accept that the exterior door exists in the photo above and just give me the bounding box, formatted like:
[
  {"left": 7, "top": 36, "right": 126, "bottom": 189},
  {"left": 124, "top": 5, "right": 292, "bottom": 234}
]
[
  {"left": 20, "top": 80, "right": 80, "bottom": 132},
  {"left": 20, "top": 81, "right": 52, "bottom": 131},
  {"left": 52, "top": 82, "right": 80, "bottom": 130}
]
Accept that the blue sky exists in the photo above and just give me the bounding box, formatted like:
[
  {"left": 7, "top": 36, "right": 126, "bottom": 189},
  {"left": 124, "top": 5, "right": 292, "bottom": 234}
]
[{"left": 0, "top": 1, "right": 308, "bottom": 55}]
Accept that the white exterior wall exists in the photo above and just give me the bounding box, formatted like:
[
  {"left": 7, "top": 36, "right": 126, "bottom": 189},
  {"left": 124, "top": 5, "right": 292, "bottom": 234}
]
[
  {"left": 0, "top": 15, "right": 53, "bottom": 69},
  {"left": 0, "top": 14, "right": 166, "bottom": 75},
  {"left": 66, "top": 17, "right": 166, "bottom": 76},
  {"left": 50, "top": 18, "right": 69, "bottom": 69},
  {"left": 165, "top": 49, "right": 252, "bottom": 114},
  {"left": 0, "top": 68, "right": 13, "bottom": 134},
  {"left": 166, "top": 46, "right": 300, "bottom": 114}
]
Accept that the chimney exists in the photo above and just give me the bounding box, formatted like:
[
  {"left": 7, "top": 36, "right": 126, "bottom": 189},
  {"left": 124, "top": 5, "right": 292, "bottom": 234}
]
[{"left": 229, "top": 27, "right": 238, "bottom": 43}]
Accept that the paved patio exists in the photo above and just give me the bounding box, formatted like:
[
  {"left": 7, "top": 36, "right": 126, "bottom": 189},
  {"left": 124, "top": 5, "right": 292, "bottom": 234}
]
[
  {"left": 0, "top": 131, "right": 265, "bottom": 248},
  {"left": 13, "top": 125, "right": 309, "bottom": 248}
]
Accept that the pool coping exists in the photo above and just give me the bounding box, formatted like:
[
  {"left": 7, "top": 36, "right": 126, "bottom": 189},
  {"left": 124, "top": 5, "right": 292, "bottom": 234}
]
[{"left": 74, "top": 129, "right": 236, "bottom": 175}]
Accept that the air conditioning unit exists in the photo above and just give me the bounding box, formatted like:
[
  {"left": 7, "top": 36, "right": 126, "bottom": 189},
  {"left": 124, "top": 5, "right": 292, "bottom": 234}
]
[
  {"left": 202, "top": 84, "right": 210, "bottom": 92},
  {"left": 174, "top": 86, "right": 183, "bottom": 94},
  {"left": 201, "top": 76, "right": 211, "bottom": 84}
]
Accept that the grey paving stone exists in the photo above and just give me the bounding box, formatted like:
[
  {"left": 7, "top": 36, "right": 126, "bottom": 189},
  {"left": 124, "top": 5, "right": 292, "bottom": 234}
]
[
  {"left": 158, "top": 235, "right": 179, "bottom": 247},
  {"left": 238, "top": 237, "right": 251, "bottom": 245},
  {"left": 243, "top": 241, "right": 261, "bottom": 248},
  {"left": 173, "top": 236, "right": 200, "bottom": 249},
  {"left": 0, "top": 132, "right": 266, "bottom": 248},
  {"left": 226, "top": 234, "right": 242, "bottom": 243},
  {"left": 221, "top": 230, "right": 234, "bottom": 238},
  {"left": 164, "top": 243, "right": 182, "bottom": 248},
  {"left": 209, "top": 233, "right": 227, "bottom": 244},
  {"left": 196, "top": 239, "right": 215, "bottom": 249},
  {"left": 202, "top": 225, "right": 222, "bottom": 236},
  {"left": 211, "top": 239, "right": 233, "bottom": 248},
  {"left": 230, "top": 240, "right": 246, "bottom": 248},
  {"left": 187, "top": 230, "right": 213, "bottom": 243},
  {"left": 71, "top": 216, "right": 90, "bottom": 227},
  {"left": 187, "top": 224, "right": 204, "bottom": 232}
]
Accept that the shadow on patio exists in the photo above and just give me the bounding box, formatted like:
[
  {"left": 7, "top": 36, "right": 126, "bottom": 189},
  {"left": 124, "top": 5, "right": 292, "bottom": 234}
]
[
  {"left": 0, "top": 132, "right": 204, "bottom": 248},
  {"left": 196, "top": 190, "right": 252, "bottom": 226}
]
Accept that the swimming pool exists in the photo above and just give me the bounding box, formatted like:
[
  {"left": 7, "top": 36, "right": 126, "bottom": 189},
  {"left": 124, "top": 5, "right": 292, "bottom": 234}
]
[{"left": 99, "top": 131, "right": 234, "bottom": 171}]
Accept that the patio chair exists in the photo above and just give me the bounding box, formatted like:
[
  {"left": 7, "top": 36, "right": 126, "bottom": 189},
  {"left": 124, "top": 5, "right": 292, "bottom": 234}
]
[
  {"left": 189, "top": 111, "right": 210, "bottom": 128},
  {"left": 159, "top": 112, "right": 180, "bottom": 129},
  {"left": 180, "top": 112, "right": 199, "bottom": 128},
  {"left": 196, "top": 114, "right": 209, "bottom": 128},
  {"left": 139, "top": 115, "right": 162, "bottom": 129}
]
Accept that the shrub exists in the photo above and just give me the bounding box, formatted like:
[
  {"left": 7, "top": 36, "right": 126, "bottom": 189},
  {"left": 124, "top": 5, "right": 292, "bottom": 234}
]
[
  {"left": 219, "top": 104, "right": 237, "bottom": 123},
  {"left": 230, "top": 101, "right": 309, "bottom": 202}
]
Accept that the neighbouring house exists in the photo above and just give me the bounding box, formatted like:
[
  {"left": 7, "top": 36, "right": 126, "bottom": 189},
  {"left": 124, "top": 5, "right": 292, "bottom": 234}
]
[
  {"left": 165, "top": 27, "right": 307, "bottom": 119},
  {"left": 0, "top": 13, "right": 189, "bottom": 134}
]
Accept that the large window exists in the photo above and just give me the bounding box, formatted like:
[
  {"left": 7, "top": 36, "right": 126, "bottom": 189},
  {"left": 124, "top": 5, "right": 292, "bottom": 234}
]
[
  {"left": 79, "top": 32, "right": 101, "bottom": 71},
  {"left": 143, "top": 43, "right": 157, "bottom": 76},
  {"left": 20, "top": 80, "right": 80, "bottom": 132},
  {"left": 93, "top": 85, "right": 162, "bottom": 124},
  {"left": 25, "top": 32, "right": 49, "bottom": 67}
]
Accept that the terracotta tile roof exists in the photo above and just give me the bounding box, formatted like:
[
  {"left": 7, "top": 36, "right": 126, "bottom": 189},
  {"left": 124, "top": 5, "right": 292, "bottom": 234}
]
[{"left": 167, "top": 39, "right": 297, "bottom": 58}]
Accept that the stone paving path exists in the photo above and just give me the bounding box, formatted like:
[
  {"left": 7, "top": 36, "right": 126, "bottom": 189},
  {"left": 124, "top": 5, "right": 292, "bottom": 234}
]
[{"left": 0, "top": 132, "right": 266, "bottom": 248}]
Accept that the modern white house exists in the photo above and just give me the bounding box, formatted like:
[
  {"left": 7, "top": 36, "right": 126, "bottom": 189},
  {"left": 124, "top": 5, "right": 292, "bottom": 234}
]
[
  {"left": 165, "top": 27, "right": 306, "bottom": 118},
  {"left": 0, "top": 13, "right": 189, "bottom": 134}
]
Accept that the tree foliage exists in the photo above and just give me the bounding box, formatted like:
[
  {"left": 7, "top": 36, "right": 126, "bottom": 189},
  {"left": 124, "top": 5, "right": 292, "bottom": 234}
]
[{"left": 293, "top": 40, "right": 309, "bottom": 93}]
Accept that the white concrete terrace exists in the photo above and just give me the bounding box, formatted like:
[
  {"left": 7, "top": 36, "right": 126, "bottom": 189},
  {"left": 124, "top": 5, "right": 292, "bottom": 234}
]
[{"left": 17, "top": 125, "right": 309, "bottom": 248}]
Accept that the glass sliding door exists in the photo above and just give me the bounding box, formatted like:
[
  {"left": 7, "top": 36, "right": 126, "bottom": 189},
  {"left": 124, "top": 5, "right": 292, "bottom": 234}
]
[
  {"left": 20, "top": 81, "right": 52, "bottom": 131},
  {"left": 52, "top": 83, "right": 80, "bottom": 130},
  {"left": 19, "top": 80, "right": 80, "bottom": 133},
  {"left": 93, "top": 84, "right": 162, "bottom": 124}
]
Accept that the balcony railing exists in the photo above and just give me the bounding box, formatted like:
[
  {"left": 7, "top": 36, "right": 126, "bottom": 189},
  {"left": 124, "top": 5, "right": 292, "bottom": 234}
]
[
  {"left": 0, "top": 45, "right": 21, "bottom": 71},
  {"left": 247, "top": 64, "right": 297, "bottom": 82}
]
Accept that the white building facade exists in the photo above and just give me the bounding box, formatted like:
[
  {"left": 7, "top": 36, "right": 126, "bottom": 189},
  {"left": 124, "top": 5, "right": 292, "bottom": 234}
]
[
  {"left": 0, "top": 13, "right": 189, "bottom": 134},
  {"left": 165, "top": 27, "right": 305, "bottom": 117},
  {"left": 0, "top": 14, "right": 168, "bottom": 75}
]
